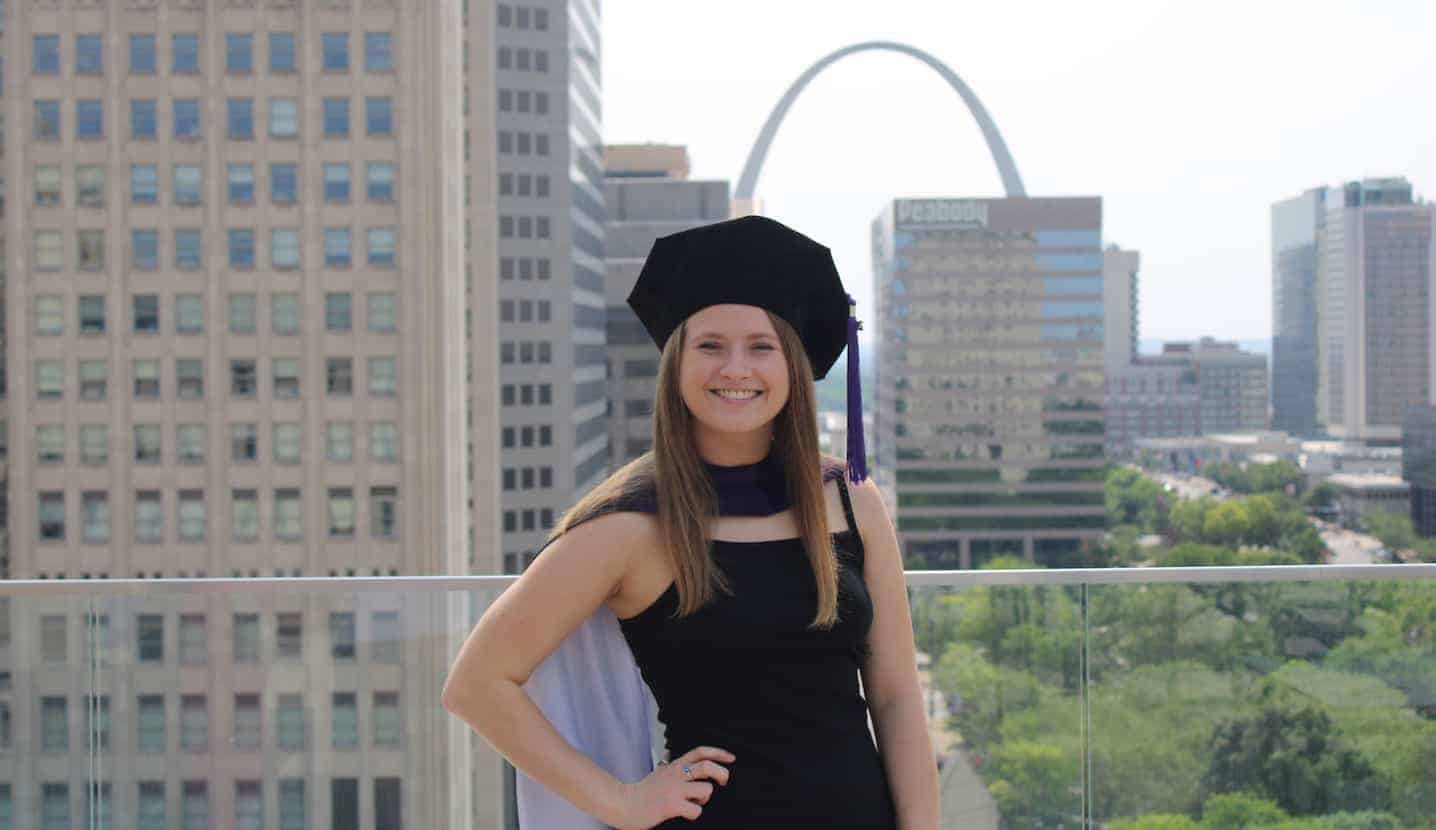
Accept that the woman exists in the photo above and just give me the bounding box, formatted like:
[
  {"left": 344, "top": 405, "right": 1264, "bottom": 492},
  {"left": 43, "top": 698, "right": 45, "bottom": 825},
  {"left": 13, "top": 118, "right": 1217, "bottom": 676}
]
[{"left": 443, "top": 216, "right": 939, "bottom": 829}]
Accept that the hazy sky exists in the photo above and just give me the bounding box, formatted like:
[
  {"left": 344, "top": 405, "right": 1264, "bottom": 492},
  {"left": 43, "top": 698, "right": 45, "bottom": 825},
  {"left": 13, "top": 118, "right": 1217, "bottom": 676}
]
[{"left": 602, "top": 0, "right": 1436, "bottom": 342}]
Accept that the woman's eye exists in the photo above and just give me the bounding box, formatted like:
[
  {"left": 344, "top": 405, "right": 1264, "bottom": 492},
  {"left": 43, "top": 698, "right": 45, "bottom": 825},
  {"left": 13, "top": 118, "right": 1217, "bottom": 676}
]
[
  {"left": 753, "top": 343, "right": 775, "bottom": 351},
  {"left": 698, "top": 343, "right": 721, "bottom": 351}
]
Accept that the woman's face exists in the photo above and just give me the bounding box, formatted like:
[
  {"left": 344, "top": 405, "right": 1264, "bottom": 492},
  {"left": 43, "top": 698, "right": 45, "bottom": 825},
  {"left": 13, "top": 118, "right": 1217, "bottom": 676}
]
[{"left": 678, "top": 304, "right": 791, "bottom": 450}]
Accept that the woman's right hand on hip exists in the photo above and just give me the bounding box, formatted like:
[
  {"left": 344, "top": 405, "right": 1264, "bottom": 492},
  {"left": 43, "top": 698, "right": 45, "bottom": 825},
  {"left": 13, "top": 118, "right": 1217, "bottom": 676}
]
[{"left": 612, "top": 746, "right": 734, "bottom": 828}]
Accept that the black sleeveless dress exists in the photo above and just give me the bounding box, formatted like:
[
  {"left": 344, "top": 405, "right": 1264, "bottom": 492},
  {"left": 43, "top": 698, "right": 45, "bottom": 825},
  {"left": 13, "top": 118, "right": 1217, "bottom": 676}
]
[{"left": 617, "top": 477, "right": 898, "bottom": 829}]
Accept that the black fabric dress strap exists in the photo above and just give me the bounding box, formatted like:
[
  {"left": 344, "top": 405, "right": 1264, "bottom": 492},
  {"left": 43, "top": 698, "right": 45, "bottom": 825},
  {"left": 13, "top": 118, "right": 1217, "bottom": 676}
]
[{"left": 834, "top": 473, "right": 859, "bottom": 538}]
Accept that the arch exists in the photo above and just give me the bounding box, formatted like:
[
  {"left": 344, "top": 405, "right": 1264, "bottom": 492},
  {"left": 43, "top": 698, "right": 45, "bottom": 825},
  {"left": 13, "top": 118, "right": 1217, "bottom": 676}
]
[{"left": 736, "top": 41, "right": 1026, "bottom": 200}]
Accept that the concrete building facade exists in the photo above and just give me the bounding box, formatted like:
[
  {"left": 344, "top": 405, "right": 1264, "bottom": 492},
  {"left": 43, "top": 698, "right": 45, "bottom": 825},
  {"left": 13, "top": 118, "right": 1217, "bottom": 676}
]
[
  {"left": 873, "top": 197, "right": 1107, "bottom": 570},
  {"left": 1147, "top": 338, "right": 1268, "bottom": 435}
]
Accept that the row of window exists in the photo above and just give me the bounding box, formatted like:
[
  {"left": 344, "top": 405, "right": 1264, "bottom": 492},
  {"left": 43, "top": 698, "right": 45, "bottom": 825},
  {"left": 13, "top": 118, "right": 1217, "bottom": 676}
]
[
  {"left": 496, "top": 88, "right": 552, "bottom": 115},
  {"left": 500, "top": 383, "right": 554, "bottom": 407},
  {"left": 498, "top": 214, "right": 553, "bottom": 239},
  {"left": 32, "top": 291, "right": 399, "bottom": 337},
  {"left": 30, "top": 225, "right": 398, "bottom": 271},
  {"left": 496, "top": 4, "right": 552, "bottom": 30},
  {"left": 8, "top": 778, "right": 402, "bottom": 830},
  {"left": 32, "top": 95, "right": 395, "bottom": 142},
  {"left": 502, "top": 508, "right": 555, "bottom": 534},
  {"left": 35, "top": 486, "right": 401, "bottom": 543},
  {"left": 501, "top": 424, "right": 553, "bottom": 449},
  {"left": 498, "top": 256, "right": 553, "bottom": 281},
  {"left": 30, "top": 160, "right": 396, "bottom": 208},
  {"left": 496, "top": 46, "right": 551, "bottom": 73},
  {"left": 500, "top": 466, "right": 553, "bottom": 491},
  {"left": 498, "top": 171, "right": 552, "bottom": 197},
  {"left": 34, "top": 420, "right": 400, "bottom": 467},
  {"left": 31, "top": 355, "right": 400, "bottom": 402},
  {"left": 35, "top": 609, "right": 402, "bottom": 666},
  {"left": 496, "top": 129, "right": 551, "bottom": 156},
  {"left": 500, "top": 340, "right": 553, "bottom": 365},
  {"left": 32, "top": 31, "right": 395, "bottom": 77},
  {"left": 499, "top": 299, "right": 552, "bottom": 322}
]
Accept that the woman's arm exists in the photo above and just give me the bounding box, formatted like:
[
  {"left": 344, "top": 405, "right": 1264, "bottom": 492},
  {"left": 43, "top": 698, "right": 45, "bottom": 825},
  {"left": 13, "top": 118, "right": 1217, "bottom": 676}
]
[
  {"left": 441, "top": 511, "right": 651, "bottom": 827},
  {"left": 851, "top": 478, "right": 941, "bottom": 830}
]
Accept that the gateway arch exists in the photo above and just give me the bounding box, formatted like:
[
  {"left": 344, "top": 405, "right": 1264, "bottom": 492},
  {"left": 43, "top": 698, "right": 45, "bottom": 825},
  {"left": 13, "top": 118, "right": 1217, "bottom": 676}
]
[{"left": 736, "top": 41, "right": 1026, "bottom": 199}]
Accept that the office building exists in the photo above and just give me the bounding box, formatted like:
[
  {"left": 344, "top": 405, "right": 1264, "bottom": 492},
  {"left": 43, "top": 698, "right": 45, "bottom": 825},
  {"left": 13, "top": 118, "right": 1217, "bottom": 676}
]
[
  {"left": 1147, "top": 338, "right": 1268, "bottom": 434},
  {"left": 1402, "top": 404, "right": 1436, "bottom": 536},
  {"left": 603, "top": 144, "right": 730, "bottom": 467},
  {"left": 1271, "top": 187, "right": 1326, "bottom": 437},
  {"left": 873, "top": 197, "right": 1106, "bottom": 569}
]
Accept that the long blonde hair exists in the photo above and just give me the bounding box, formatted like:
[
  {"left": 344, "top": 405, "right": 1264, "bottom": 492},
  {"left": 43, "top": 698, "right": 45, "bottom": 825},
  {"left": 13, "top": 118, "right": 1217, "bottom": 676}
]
[{"left": 551, "top": 311, "right": 840, "bottom": 629}]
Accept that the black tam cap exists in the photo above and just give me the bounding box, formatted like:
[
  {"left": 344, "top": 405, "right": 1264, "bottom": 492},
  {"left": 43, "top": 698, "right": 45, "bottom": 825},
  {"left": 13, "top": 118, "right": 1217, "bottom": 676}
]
[
  {"left": 627, "top": 214, "right": 868, "bottom": 483},
  {"left": 626, "top": 215, "right": 849, "bottom": 379}
]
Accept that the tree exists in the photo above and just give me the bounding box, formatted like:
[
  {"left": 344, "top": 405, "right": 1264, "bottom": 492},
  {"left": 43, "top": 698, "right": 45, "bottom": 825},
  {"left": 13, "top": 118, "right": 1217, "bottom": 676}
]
[
  {"left": 1200, "top": 792, "right": 1289, "bottom": 829},
  {"left": 1109, "top": 816, "right": 1200, "bottom": 830},
  {"left": 1203, "top": 501, "right": 1253, "bottom": 547},
  {"left": 984, "top": 740, "right": 1079, "bottom": 828}
]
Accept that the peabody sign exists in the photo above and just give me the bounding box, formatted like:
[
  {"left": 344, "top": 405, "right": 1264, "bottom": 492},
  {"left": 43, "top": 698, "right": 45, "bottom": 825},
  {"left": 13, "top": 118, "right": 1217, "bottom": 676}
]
[{"left": 896, "top": 200, "right": 989, "bottom": 227}]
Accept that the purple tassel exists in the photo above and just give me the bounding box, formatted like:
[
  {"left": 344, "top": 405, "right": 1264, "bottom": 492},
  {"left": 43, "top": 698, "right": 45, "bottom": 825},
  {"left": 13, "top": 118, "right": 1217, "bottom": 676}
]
[{"left": 846, "top": 294, "right": 867, "bottom": 484}]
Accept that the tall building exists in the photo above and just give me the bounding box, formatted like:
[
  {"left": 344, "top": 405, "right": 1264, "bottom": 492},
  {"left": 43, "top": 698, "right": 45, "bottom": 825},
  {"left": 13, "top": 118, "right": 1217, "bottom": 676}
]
[
  {"left": 2, "top": 2, "right": 488, "bottom": 827},
  {"left": 491, "top": 0, "right": 607, "bottom": 575},
  {"left": 1401, "top": 404, "right": 1436, "bottom": 537},
  {"left": 603, "top": 144, "right": 730, "bottom": 467},
  {"left": 1271, "top": 187, "right": 1326, "bottom": 437},
  {"left": 1315, "top": 178, "right": 1435, "bottom": 447},
  {"left": 873, "top": 197, "right": 1107, "bottom": 569},
  {"left": 1147, "top": 338, "right": 1268, "bottom": 434}
]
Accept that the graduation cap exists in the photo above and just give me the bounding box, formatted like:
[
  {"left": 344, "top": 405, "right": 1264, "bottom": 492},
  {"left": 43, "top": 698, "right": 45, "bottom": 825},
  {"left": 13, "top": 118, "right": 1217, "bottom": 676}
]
[{"left": 626, "top": 215, "right": 867, "bottom": 482}]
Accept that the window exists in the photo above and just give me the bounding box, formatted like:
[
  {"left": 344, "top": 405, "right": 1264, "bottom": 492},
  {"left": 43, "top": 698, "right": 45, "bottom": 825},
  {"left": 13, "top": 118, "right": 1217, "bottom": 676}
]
[
  {"left": 273, "top": 357, "right": 300, "bottom": 398},
  {"left": 323, "top": 97, "right": 350, "bottom": 138},
  {"left": 324, "top": 228, "right": 352, "bottom": 267},
  {"left": 137, "top": 613, "right": 164, "bottom": 661},
  {"left": 77, "top": 166, "right": 106, "bottom": 207},
  {"left": 80, "top": 425, "right": 109, "bottom": 465},
  {"left": 229, "top": 294, "right": 257, "bottom": 335},
  {"left": 373, "top": 692, "right": 400, "bottom": 747},
  {"left": 271, "top": 228, "right": 300, "bottom": 269},
  {"left": 227, "top": 164, "right": 255, "bottom": 204},
  {"left": 34, "top": 100, "right": 61, "bottom": 140},
  {"left": 173, "top": 98, "right": 201, "bottom": 140},
  {"left": 232, "top": 491, "right": 259, "bottom": 541},
  {"left": 368, "top": 292, "right": 397, "bottom": 332},
  {"left": 228, "top": 229, "right": 255, "bottom": 268},
  {"left": 225, "top": 33, "right": 253, "bottom": 74},
  {"left": 183, "top": 782, "right": 209, "bottom": 828},
  {"left": 330, "top": 612, "right": 356, "bottom": 659},
  {"left": 131, "top": 164, "right": 159, "bottom": 204},
  {"left": 175, "top": 230, "right": 203, "bottom": 271},
  {"left": 274, "top": 423, "right": 301, "bottom": 464},
  {"left": 325, "top": 293, "right": 352, "bottom": 332},
  {"left": 134, "top": 424, "right": 162, "bottom": 464},
  {"left": 366, "top": 96, "right": 393, "bottom": 136},
  {"left": 270, "top": 162, "right": 298, "bottom": 204},
  {"left": 76, "top": 99, "right": 104, "bottom": 139},
  {"left": 172, "top": 33, "right": 200, "bottom": 74},
  {"left": 177, "top": 424, "right": 206, "bottom": 465},
  {"left": 328, "top": 488, "right": 355, "bottom": 537},
  {"left": 132, "top": 229, "right": 159, "bottom": 270},
  {"left": 326, "top": 358, "right": 353, "bottom": 397},
  {"left": 176, "top": 491, "right": 206, "bottom": 542},
  {"left": 368, "top": 357, "right": 397, "bottom": 396},
  {"left": 269, "top": 97, "right": 298, "bottom": 138},
  {"left": 276, "top": 695, "right": 305, "bottom": 752},
  {"left": 135, "top": 491, "right": 164, "bottom": 543},
  {"left": 79, "top": 360, "right": 107, "bottom": 401},
  {"left": 35, "top": 165, "right": 62, "bottom": 206},
  {"left": 37, "top": 425, "right": 64, "bottom": 464},
  {"left": 322, "top": 32, "right": 349, "bottom": 72},
  {"left": 272, "top": 294, "right": 300, "bottom": 336},
  {"left": 367, "top": 162, "right": 394, "bottom": 201},
  {"left": 275, "top": 489, "right": 302, "bottom": 540},
  {"left": 370, "top": 423, "right": 398, "bottom": 462},
  {"left": 78, "top": 229, "right": 105, "bottom": 270},
  {"left": 327, "top": 423, "right": 354, "bottom": 462},
  {"left": 35, "top": 230, "right": 63, "bottom": 270},
  {"left": 365, "top": 32, "right": 394, "bottom": 72},
  {"left": 137, "top": 696, "right": 165, "bottom": 753},
  {"left": 130, "top": 34, "right": 157, "bottom": 73},
  {"left": 276, "top": 612, "right": 302, "bottom": 658},
  {"left": 233, "top": 694, "right": 260, "bottom": 750},
  {"left": 367, "top": 227, "right": 396, "bottom": 266},
  {"left": 34, "top": 295, "right": 63, "bottom": 335},
  {"left": 176, "top": 294, "right": 204, "bottom": 334},
  {"left": 79, "top": 295, "right": 106, "bottom": 335},
  {"left": 41, "top": 697, "right": 68, "bottom": 750},
  {"left": 333, "top": 780, "right": 360, "bottom": 830},
  {"left": 180, "top": 696, "right": 208, "bottom": 751},
  {"left": 174, "top": 164, "right": 203, "bottom": 205},
  {"left": 42, "top": 783, "right": 70, "bottom": 829},
  {"left": 269, "top": 32, "right": 296, "bottom": 73},
  {"left": 227, "top": 97, "right": 254, "bottom": 139},
  {"left": 129, "top": 98, "right": 158, "bottom": 140},
  {"left": 372, "top": 611, "right": 401, "bottom": 662},
  {"left": 370, "top": 486, "right": 399, "bottom": 538},
  {"left": 33, "top": 35, "right": 60, "bottom": 75},
  {"left": 133, "top": 359, "right": 161, "bottom": 399},
  {"left": 133, "top": 295, "right": 160, "bottom": 334},
  {"left": 279, "top": 780, "right": 305, "bottom": 830},
  {"left": 137, "top": 782, "right": 165, "bottom": 830},
  {"left": 177, "top": 359, "right": 203, "bottom": 400},
  {"left": 332, "top": 693, "right": 359, "bottom": 748},
  {"left": 323, "top": 163, "right": 350, "bottom": 202},
  {"left": 230, "top": 360, "right": 257, "bottom": 398},
  {"left": 36, "top": 360, "right": 64, "bottom": 400}
]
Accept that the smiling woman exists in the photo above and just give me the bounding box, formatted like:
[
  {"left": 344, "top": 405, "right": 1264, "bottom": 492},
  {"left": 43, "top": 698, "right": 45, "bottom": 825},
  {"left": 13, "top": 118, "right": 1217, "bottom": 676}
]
[{"left": 678, "top": 305, "right": 793, "bottom": 464}]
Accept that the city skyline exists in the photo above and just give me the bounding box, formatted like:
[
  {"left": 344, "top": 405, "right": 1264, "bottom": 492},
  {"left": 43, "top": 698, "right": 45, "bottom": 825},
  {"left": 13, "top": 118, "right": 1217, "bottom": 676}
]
[{"left": 603, "top": 0, "right": 1436, "bottom": 342}]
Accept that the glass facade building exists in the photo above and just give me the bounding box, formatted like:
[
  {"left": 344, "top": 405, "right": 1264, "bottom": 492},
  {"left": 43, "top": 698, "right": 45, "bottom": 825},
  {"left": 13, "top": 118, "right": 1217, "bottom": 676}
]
[
  {"left": 1271, "top": 187, "right": 1326, "bottom": 437},
  {"left": 1402, "top": 404, "right": 1436, "bottom": 537},
  {"left": 873, "top": 198, "right": 1107, "bottom": 569}
]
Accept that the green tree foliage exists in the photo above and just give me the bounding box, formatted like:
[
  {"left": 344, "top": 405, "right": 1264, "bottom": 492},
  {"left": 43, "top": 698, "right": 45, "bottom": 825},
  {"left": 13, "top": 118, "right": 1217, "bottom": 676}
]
[
  {"left": 1110, "top": 816, "right": 1201, "bottom": 830},
  {"left": 1200, "top": 792, "right": 1290, "bottom": 829},
  {"left": 1360, "top": 511, "right": 1436, "bottom": 562},
  {"left": 984, "top": 739, "right": 1079, "bottom": 827},
  {"left": 1206, "top": 461, "right": 1305, "bottom": 496},
  {"left": 1109, "top": 466, "right": 1169, "bottom": 531}
]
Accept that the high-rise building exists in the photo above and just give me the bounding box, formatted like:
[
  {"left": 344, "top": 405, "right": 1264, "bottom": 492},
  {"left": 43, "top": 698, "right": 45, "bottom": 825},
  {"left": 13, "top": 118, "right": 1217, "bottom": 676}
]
[
  {"left": 2, "top": 2, "right": 487, "bottom": 826},
  {"left": 1147, "top": 339, "right": 1268, "bottom": 434},
  {"left": 491, "top": 0, "right": 607, "bottom": 575},
  {"left": 872, "top": 197, "right": 1107, "bottom": 569},
  {"left": 602, "top": 144, "right": 730, "bottom": 467},
  {"left": 1271, "top": 187, "right": 1326, "bottom": 437},
  {"left": 1401, "top": 404, "right": 1436, "bottom": 537},
  {"left": 1315, "top": 178, "right": 1435, "bottom": 447}
]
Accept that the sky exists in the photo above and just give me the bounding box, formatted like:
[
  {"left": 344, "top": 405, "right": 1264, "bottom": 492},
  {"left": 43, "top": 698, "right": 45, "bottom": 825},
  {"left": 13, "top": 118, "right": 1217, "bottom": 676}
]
[{"left": 602, "top": 0, "right": 1436, "bottom": 343}]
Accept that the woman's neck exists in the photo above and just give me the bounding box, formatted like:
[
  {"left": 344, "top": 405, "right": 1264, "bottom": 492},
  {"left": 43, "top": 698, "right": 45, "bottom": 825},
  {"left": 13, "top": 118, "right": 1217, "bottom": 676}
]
[{"left": 694, "top": 426, "right": 775, "bottom": 467}]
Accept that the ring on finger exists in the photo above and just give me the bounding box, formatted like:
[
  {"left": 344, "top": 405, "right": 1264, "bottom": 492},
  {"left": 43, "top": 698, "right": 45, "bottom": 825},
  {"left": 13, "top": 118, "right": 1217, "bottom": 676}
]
[{"left": 682, "top": 764, "right": 693, "bottom": 780}]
